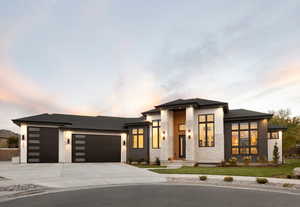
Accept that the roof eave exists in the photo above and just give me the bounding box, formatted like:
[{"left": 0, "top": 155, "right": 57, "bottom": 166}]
[{"left": 224, "top": 115, "right": 273, "bottom": 121}]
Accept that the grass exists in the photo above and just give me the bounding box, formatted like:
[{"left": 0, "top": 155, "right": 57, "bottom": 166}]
[
  {"left": 131, "top": 164, "right": 166, "bottom": 168},
  {"left": 150, "top": 159, "right": 300, "bottom": 178}
]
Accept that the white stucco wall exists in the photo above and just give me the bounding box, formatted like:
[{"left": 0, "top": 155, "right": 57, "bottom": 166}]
[
  {"left": 20, "top": 124, "right": 27, "bottom": 163},
  {"left": 186, "top": 106, "right": 196, "bottom": 161},
  {"left": 268, "top": 131, "right": 283, "bottom": 163},
  {"left": 194, "top": 107, "right": 225, "bottom": 163},
  {"left": 146, "top": 114, "right": 161, "bottom": 162},
  {"left": 160, "top": 110, "right": 174, "bottom": 161}
]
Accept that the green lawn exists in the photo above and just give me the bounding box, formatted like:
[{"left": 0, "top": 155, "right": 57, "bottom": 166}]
[
  {"left": 132, "top": 164, "right": 166, "bottom": 168},
  {"left": 150, "top": 159, "right": 300, "bottom": 178}
]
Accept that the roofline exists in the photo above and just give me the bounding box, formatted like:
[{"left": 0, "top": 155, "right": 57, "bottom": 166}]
[
  {"left": 124, "top": 121, "right": 151, "bottom": 127},
  {"left": 224, "top": 114, "right": 273, "bottom": 121},
  {"left": 12, "top": 120, "right": 71, "bottom": 127}
]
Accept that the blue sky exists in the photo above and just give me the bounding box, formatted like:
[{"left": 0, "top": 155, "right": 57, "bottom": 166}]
[{"left": 1, "top": 1, "right": 300, "bottom": 132}]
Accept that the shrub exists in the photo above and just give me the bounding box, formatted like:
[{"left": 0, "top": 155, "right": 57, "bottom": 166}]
[
  {"left": 155, "top": 157, "right": 160, "bottom": 165},
  {"left": 283, "top": 183, "right": 294, "bottom": 188},
  {"left": 273, "top": 143, "right": 280, "bottom": 164},
  {"left": 224, "top": 176, "right": 233, "bottom": 182},
  {"left": 8, "top": 136, "right": 18, "bottom": 148},
  {"left": 228, "top": 157, "right": 238, "bottom": 166},
  {"left": 243, "top": 156, "right": 251, "bottom": 166},
  {"left": 256, "top": 178, "right": 268, "bottom": 184},
  {"left": 199, "top": 176, "right": 207, "bottom": 181},
  {"left": 220, "top": 160, "right": 227, "bottom": 167},
  {"left": 258, "top": 156, "right": 268, "bottom": 163},
  {"left": 286, "top": 174, "right": 293, "bottom": 179}
]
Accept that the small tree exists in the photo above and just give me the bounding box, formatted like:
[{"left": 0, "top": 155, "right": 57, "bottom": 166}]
[
  {"left": 8, "top": 136, "right": 19, "bottom": 148},
  {"left": 273, "top": 142, "right": 280, "bottom": 164}
]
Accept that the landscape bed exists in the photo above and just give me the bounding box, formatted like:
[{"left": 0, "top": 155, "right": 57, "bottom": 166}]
[{"left": 150, "top": 159, "right": 300, "bottom": 178}]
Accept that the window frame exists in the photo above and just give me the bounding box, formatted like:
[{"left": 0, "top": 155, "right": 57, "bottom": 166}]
[
  {"left": 198, "top": 114, "right": 215, "bottom": 147},
  {"left": 231, "top": 122, "right": 259, "bottom": 156},
  {"left": 268, "top": 131, "right": 279, "bottom": 139},
  {"left": 132, "top": 128, "right": 144, "bottom": 149},
  {"left": 152, "top": 120, "right": 161, "bottom": 149}
]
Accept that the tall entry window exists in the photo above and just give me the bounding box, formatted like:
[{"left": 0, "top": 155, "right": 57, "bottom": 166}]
[
  {"left": 132, "top": 128, "right": 144, "bottom": 149},
  {"left": 152, "top": 120, "right": 161, "bottom": 149},
  {"left": 231, "top": 122, "right": 258, "bottom": 155},
  {"left": 198, "top": 114, "right": 215, "bottom": 147}
]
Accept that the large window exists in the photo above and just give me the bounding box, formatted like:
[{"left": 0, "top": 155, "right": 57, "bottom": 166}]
[
  {"left": 231, "top": 122, "right": 258, "bottom": 155},
  {"left": 152, "top": 120, "right": 160, "bottom": 149},
  {"left": 132, "top": 128, "right": 144, "bottom": 149},
  {"left": 198, "top": 114, "right": 215, "bottom": 147}
]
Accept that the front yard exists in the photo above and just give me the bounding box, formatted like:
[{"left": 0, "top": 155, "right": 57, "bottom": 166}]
[{"left": 150, "top": 159, "right": 300, "bottom": 178}]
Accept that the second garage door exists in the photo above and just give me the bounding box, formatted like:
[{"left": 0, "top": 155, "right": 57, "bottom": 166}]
[{"left": 72, "top": 134, "right": 121, "bottom": 162}]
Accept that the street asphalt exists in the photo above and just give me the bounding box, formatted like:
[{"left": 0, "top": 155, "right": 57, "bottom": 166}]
[{"left": 1, "top": 184, "right": 299, "bottom": 207}]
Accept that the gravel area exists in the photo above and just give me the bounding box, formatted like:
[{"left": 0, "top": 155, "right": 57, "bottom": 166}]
[{"left": 0, "top": 184, "right": 44, "bottom": 192}]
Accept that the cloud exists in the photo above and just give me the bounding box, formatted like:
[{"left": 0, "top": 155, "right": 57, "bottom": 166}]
[{"left": 102, "top": 64, "right": 165, "bottom": 116}]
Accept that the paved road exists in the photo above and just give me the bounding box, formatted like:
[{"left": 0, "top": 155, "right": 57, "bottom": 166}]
[{"left": 1, "top": 185, "right": 300, "bottom": 207}]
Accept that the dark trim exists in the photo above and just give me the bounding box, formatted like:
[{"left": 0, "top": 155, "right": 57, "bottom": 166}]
[
  {"left": 198, "top": 114, "right": 215, "bottom": 147},
  {"left": 230, "top": 121, "right": 259, "bottom": 156},
  {"left": 152, "top": 120, "right": 161, "bottom": 149},
  {"left": 224, "top": 115, "right": 272, "bottom": 121},
  {"left": 13, "top": 120, "right": 70, "bottom": 127},
  {"left": 124, "top": 121, "right": 150, "bottom": 127},
  {"left": 131, "top": 128, "right": 145, "bottom": 149}
]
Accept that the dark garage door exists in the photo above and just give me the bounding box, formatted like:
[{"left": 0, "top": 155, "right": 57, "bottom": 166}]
[
  {"left": 72, "top": 134, "right": 121, "bottom": 162},
  {"left": 27, "top": 127, "right": 59, "bottom": 163}
]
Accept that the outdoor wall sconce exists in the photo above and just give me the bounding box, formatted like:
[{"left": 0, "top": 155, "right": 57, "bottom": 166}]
[
  {"left": 162, "top": 131, "right": 166, "bottom": 134},
  {"left": 22, "top": 135, "right": 25, "bottom": 140},
  {"left": 188, "top": 129, "right": 191, "bottom": 133},
  {"left": 188, "top": 135, "right": 191, "bottom": 139},
  {"left": 162, "top": 136, "right": 165, "bottom": 140},
  {"left": 67, "top": 139, "right": 70, "bottom": 144},
  {"left": 123, "top": 140, "right": 126, "bottom": 146}
]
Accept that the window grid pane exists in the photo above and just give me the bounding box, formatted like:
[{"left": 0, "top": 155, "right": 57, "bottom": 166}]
[
  {"left": 152, "top": 128, "right": 159, "bottom": 149},
  {"left": 138, "top": 135, "right": 144, "bottom": 148}
]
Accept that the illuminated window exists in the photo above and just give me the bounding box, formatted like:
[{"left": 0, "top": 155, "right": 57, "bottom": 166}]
[
  {"left": 179, "top": 123, "right": 185, "bottom": 131},
  {"left": 152, "top": 120, "right": 160, "bottom": 149},
  {"left": 268, "top": 132, "right": 279, "bottom": 139},
  {"left": 231, "top": 122, "right": 258, "bottom": 156},
  {"left": 132, "top": 128, "right": 144, "bottom": 149},
  {"left": 198, "top": 114, "right": 215, "bottom": 147}
]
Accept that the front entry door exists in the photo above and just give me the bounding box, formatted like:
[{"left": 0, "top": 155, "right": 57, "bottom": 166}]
[{"left": 179, "top": 135, "right": 186, "bottom": 158}]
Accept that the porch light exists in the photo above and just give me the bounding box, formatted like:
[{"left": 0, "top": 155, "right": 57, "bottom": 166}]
[
  {"left": 67, "top": 139, "right": 70, "bottom": 144},
  {"left": 22, "top": 135, "right": 25, "bottom": 140},
  {"left": 123, "top": 140, "right": 126, "bottom": 146}
]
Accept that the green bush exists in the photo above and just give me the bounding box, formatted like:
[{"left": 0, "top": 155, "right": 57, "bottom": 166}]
[
  {"left": 286, "top": 174, "right": 293, "bottom": 179},
  {"left": 283, "top": 183, "right": 294, "bottom": 188},
  {"left": 199, "top": 176, "right": 207, "bottom": 181},
  {"left": 273, "top": 143, "right": 280, "bottom": 164},
  {"left": 155, "top": 157, "right": 160, "bottom": 165},
  {"left": 228, "top": 157, "right": 238, "bottom": 166},
  {"left": 224, "top": 176, "right": 233, "bottom": 182},
  {"left": 8, "top": 136, "right": 18, "bottom": 148},
  {"left": 256, "top": 177, "right": 268, "bottom": 184},
  {"left": 219, "top": 160, "right": 227, "bottom": 167},
  {"left": 243, "top": 156, "right": 251, "bottom": 166}
]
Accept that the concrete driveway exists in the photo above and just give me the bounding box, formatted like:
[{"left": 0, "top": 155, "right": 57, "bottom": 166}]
[{"left": 0, "top": 162, "right": 165, "bottom": 188}]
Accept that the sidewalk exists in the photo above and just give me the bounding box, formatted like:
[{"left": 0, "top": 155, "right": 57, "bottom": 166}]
[{"left": 163, "top": 174, "right": 300, "bottom": 185}]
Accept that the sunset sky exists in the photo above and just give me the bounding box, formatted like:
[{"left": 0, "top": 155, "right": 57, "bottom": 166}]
[{"left": 1, "top": 1, "right": 300, "bottom": 132}]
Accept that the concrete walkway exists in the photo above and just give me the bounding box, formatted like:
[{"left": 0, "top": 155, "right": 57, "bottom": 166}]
[{"left": 0, "top": 162, "right": 165, "bottom": 189}]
